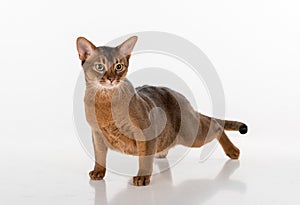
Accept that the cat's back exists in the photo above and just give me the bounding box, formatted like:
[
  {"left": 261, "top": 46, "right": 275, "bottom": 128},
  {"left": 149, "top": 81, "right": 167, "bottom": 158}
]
[
  {"left": 136, "top": 85, "right": 191, "bottom": 108},
  {"left": 135, "top": 85, "right": 199, "bottom": 150}
]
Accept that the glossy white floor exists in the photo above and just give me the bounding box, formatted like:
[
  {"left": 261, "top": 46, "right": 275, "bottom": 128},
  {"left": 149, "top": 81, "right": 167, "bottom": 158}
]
[{"left": 1, "top": 134, "right": 299, "bottom": 205}]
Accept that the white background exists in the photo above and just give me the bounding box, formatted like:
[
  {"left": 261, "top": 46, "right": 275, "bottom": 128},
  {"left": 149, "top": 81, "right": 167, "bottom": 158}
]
[{"left": 0, "top": 0, "right": 299, "bottom": 204}]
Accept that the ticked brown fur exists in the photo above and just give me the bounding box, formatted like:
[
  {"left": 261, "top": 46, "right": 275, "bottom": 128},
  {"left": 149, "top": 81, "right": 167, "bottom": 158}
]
[{"left": 76, "top": 36, "right": 248, "bottom": 186}]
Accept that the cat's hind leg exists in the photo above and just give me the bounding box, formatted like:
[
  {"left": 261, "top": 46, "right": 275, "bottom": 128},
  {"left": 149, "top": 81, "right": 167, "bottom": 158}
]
[
  {"left": 218, "top": 132, "right": 240, "bottom": 159},
  {"left": 187, "top": 116, "right": 240, "bottom": 159}
]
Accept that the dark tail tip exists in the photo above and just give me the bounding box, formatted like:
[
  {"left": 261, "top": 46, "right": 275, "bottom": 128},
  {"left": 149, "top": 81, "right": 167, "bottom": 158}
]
[{"left": 239, "top": 124, "right": 248, "bottom": 134}]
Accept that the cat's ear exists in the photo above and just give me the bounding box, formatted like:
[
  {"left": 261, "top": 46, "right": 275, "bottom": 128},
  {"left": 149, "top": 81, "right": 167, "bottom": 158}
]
[
  {"left": 76, "top": 37, "right": 96, "bottom": 61},
  {"left": 118, "top": 36, "right": 138, "bottom": 57}
]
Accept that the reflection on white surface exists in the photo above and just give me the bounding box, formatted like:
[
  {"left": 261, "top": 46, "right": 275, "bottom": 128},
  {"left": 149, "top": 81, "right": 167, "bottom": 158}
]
[
  {"left": 1, "top": 138, "right": 300, "bottom": 205},
  {"left": 90, "top": 159, "right": 245, "bottom": 205}
]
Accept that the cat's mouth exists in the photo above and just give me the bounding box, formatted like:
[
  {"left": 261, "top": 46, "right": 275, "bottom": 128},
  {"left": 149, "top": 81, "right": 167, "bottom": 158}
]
[{"left": 98, "top": 80, "right": 120, "bottom": 88}]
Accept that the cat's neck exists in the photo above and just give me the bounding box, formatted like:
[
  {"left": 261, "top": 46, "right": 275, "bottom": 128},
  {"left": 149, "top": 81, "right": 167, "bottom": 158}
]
[{"left": 84, "top": 78, "right": 137, "bottom": 129}]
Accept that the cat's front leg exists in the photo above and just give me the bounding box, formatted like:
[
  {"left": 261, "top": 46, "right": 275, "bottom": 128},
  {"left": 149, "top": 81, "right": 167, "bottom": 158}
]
[
  {"left": 89, "top": 130, "right": 108, "bottom": 180},
  {"left": 133, "top": 140, "right": 156, "bottom": 186}
]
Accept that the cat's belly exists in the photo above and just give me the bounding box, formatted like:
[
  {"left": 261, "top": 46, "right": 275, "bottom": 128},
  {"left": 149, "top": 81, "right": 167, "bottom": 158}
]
[{"left": 100, "top": 125, "right": 138, "bottom": 155}]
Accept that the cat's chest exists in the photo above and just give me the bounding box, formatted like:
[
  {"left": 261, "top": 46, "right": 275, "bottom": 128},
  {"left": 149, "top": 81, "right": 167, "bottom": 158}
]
[
  {"left": 85, "top": 98, "right": 138, "bottom": 155},
  {"left": 100, "top": 123, "right": 137, "bottom": 154},
  {"left": 84, "top": 97, "right": 114, "bottom": 128}
]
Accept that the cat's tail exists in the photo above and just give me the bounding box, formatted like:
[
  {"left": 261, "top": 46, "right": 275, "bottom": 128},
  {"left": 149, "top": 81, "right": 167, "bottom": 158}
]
[
  {"left": 221, "top": 119, "right": 248, "bottom": 134},
  {"left": 201, "top": 114, "right": 248, "bottom": 134}
]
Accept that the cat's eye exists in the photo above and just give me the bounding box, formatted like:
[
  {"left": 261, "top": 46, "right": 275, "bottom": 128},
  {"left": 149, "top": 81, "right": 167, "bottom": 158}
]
[
  {"left": 95, "top": 64, "right": 105, "bottom": 71},
  {"left": 115, "top": 64, "right": 123, "bottom": 71}
]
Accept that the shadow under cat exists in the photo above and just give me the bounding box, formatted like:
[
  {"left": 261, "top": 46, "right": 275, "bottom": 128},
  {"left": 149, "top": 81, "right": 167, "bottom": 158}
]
[{"left": 89, "top": 159, "right": 246, "bottom": 205}]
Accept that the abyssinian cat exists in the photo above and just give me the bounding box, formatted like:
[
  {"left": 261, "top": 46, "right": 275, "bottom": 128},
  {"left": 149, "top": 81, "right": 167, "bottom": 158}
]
[{"left": 76, "top": 36, "right": 248, "bottom": 186}]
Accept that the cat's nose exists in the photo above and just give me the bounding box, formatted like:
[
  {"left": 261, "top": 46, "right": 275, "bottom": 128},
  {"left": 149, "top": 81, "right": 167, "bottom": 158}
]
[{"left": 108, "top": 76, "right": 115, "bottom": 83}]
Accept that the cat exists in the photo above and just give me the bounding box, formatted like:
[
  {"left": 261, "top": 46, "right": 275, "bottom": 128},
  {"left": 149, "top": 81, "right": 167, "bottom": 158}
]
[{"left": 76, "top": 36, "right": 248, "bottom": 186}]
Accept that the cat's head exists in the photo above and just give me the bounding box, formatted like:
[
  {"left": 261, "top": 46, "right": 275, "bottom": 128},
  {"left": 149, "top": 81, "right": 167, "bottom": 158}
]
[{"left": 76, "top": 36, "right": 137, "bottom": 88}]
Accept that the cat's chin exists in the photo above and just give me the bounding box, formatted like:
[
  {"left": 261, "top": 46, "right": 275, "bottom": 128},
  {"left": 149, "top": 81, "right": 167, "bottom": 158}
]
[{"left": 98, "top": 82, "right": 120, "bottom": 89}]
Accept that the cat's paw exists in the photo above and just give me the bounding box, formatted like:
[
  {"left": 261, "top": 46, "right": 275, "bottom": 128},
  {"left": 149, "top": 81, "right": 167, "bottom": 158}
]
[
  {"left": 155, "top": 150, "right": 168, "bottom": 158},
  {"left": 225, "top": 145, "right": 240, "bottom": 159},
  {"left": 89, "top": 170, "right": 105, "bottom": 180},
  {"left": 133, "top": 175, "right": 151, "bottom": 186}
]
